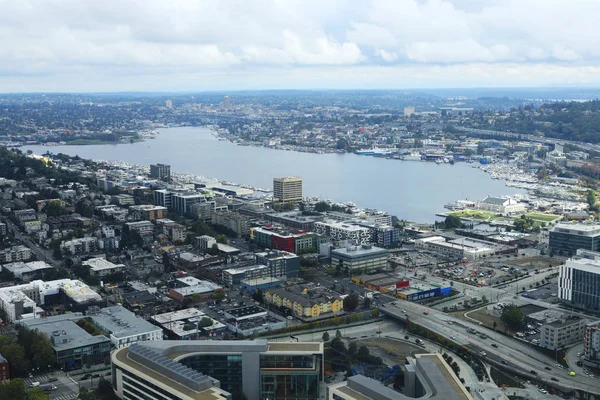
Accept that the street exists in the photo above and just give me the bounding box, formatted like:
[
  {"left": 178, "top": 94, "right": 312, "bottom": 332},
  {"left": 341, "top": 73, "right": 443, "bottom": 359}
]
[
  {"left": 380, "top": 299, "right": 600, "bottom": 395},
  {"left": 23, "top": 372, "right": 78, "bottom": 400}
]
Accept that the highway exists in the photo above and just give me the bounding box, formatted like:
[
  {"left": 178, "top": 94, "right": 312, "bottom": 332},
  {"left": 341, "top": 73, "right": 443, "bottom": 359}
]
[{"left": 380, "top": 299, "right": 600, "bottom": 396}]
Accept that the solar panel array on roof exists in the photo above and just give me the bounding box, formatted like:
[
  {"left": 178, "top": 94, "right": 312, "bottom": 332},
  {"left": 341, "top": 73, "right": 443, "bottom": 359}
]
[{"left": 129, "top": 344, "right": 214, "bottom": 393}]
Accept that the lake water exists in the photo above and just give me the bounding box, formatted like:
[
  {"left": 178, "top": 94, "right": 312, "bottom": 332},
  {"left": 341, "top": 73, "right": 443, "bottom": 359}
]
[{"left": 23, "top": 127, "right": 524, "bottom": 223}]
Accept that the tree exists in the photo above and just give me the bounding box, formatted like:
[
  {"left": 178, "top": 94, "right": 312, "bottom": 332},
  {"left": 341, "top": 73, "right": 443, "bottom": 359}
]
[
  {"left": 500, "top": 305, "right": 525, "bottom": 330},
  {"left": 329, "top": 337, "right": 346, "bottom": 354},
  {"left": 216, "top": 234, "right": 228, "bottom": 244},
  {"left": 443, "top": 215, "right": 463, "bottom": 230},
  {"left": 252, "top": 289, "right": 264, "bottom": 304},
  {"left": 44, "top": 200, "right": 68, "bottom": 217},
  {"left": 335, "top": 329, "right": 342, "bottom": 339},
  {"left": 363, "top": 297, "right": 372, "bottom": 308},
  {"left": 31, "top": 336, "right": 54, "bottom": 370},
  {"left": 206, "top": 243, "right": 220, "bottom": 256},
  {"left": 198, "top": 317, "right": 214, "bottom": 328},
  {"left": 26, "top": 387, "right": 48, "bottom": 400},
  {"left": 52, "top": 243, "right": 62, "bottom": 260},
  {"left": 348, "top": 342, "right": 358, "bottom": 356},
  {"left": 96, "top": 378, "right": 119, "bottom": 400},
  {"left": 0, "top": 337, "right": 29, "bottom": 377},
  {"left": 314, "top": 201, "right": 331, "bottom": 212},
  {"left": 481, "top": 295, "right": 488, "bottom": 304},
  {"left": 322, "top": 332, "right": 330, "bottom": 342},
  {"left": 343, "top": 293, "right": 359, "bottom": 312},
  {"left": 588, "top": 190, "right": 597, "bottom": 210},
  {"left": 78, "top": 387, "right": 97, "bottom": 400},
  {"left": 0, "top": 378, "right": 27, "bottom": 400}
]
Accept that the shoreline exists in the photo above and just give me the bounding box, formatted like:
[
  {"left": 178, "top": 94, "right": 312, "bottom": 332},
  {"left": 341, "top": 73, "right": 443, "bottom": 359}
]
[{"left": 22, "top": 126, "right": 536, "bottom": 224}]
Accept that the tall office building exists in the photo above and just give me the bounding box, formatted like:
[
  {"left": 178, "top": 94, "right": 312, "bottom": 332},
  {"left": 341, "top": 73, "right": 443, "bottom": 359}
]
[
  {"left": 111, "top": 340, "right": 323, "bottom": 400},
  {"left": 559, "top": 249, "right": 600, "bottom": 312},
  {"left": 273, "top": 177, "right": 302, "bottom": 203},
  {"left": 549, "top": 223, "right": 600, "bottom": 255},
  {"left": 150, "top": 164, "right": 171, "bottom": 181},
  {"left": 223, "top": 95, "right": 231, "bottom": 109},
  {"left": 165, "top": 99, "right": 173, "bottom": 109}
]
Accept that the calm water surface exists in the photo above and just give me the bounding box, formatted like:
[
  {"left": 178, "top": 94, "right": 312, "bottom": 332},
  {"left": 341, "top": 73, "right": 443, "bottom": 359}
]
[{"left": 24, "top": 127, "right": 524, "bottom": 223}]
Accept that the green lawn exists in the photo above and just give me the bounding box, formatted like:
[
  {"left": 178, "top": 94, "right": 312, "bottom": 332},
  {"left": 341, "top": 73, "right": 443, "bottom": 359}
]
[
  {"left": 523, "top": 213, "right": 561, "bottom": 222},
  {"left": 447, "top": 210, "right": 498, "bottom": 221}
]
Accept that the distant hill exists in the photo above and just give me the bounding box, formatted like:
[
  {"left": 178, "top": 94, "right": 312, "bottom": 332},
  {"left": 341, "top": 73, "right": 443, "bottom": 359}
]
[{"left": 482, "top": 100, "right": 600, "bottom": 143}]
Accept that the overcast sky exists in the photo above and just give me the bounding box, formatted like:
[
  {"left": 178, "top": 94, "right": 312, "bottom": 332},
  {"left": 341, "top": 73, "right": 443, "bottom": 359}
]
[{"left": 2, "top": 0, "right": 600, "bottom": 92}]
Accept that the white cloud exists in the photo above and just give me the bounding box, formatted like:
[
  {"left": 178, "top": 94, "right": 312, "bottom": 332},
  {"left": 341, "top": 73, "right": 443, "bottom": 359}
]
[
  {"left": 0, "top": 0, "right": 600, "bottom": 90},
  {"left": 374, "top": 49, "right": 398, "bottom": 62},
  {"left": 346, "top": 23, "right": 397, "bottom": 47}
]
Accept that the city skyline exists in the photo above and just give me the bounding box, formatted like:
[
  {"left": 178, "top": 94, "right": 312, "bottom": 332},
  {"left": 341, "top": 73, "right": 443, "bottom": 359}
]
[{"left": 2, "top": 0, "right": 600, "bottom": 92}]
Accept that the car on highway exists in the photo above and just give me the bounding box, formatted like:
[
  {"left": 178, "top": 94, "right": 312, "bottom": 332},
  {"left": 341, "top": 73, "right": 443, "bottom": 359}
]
[
  {"left": 569, "top": 371, "right": 576, "bottom": 376},
  {"left": 551, "top": 377, "right": 560, "bottom": 382},
  {"left": 48, "top": 377, "right": 58, "bottom": 382},
  {"left": 479, "top": 351, "right": 487, "bottom": 357},
  {"left": 491, "top": 343, "right": 498, "bottom": 348},
  {"left": 545, "top": 367, "right": 552, "bottom": 371},
  {"left": 539, "top": 388, "right": 547, "bottom": 394},
  {"left": 530, "top": 370, "right": 538, "bottom": 375}
]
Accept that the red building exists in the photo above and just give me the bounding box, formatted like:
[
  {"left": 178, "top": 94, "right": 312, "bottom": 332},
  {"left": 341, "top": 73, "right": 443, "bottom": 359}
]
[
  {"left": 0, "top": 354, "right": 9, "bottom": 383},
  {"left": 270, "top": 234, "right": 295, "bottom": 253}
]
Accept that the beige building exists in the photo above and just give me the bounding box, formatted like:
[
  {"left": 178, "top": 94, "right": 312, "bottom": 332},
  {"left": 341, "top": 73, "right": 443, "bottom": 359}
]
[
  {"left": 273, "top": 176, "right": 302, "bottom": 203},
  {"left": 265, "top": 286, "right": 344, "bottom": 320},
  {"left": 541, "top": 316, "right": 586, "bottom": 350}
]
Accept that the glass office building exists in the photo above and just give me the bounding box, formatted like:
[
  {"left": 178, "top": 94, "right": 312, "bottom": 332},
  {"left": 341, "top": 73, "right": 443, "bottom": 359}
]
[
  {"left": 550, "top": 223, "right": 600, "bottom": 256},
  {"left": 111, "top": 340, "right": 323, "bottom": 400},
  {"left": 259, "top": 353, "right": 322, "bottom": 400},
  {"left": 180, "top": 354, "right": 243, "bottom": 398}
]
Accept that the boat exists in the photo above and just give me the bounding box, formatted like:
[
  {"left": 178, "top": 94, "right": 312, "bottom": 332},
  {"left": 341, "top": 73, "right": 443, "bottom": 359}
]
[
  {"left": 435, "top": 158, "right": 443, "bottom": 164},
  {"left": 355, "top": 147, "right": 394, "bottom": 156},
  {"left": 402, "top": 153, "right": 422, "bottom": 161}
]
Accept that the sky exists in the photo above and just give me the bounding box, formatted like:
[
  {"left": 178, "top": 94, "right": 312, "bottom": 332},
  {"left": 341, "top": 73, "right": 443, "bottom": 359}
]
[{"left": 2, "top": 0, "right": 600, "bottom": 92}]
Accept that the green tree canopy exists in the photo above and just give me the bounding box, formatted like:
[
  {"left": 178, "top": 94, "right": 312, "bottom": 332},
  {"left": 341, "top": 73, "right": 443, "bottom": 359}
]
[
  {"left": 343, "top": 293, "right": 360, "bottom": 312},
  {"left": 500, "top": 305, "right": 525, "bottom": 330},
  {"left": 216, "top": 234, "right": 228, "bottom": 244},
  {"left": 443, "top": 215, "right": 463, "bottom": 230}
]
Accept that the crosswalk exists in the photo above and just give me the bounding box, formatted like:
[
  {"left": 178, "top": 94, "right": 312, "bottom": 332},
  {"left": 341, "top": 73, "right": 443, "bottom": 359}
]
[
  {"left": 50, "top": 394, "right": 77, "bottom": 400},
  {"left": 23, "top": 375, "right": 54, "bottom": 386},
  {"left": 23, "top": 375, "right": 78, "bottom": 400}
]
